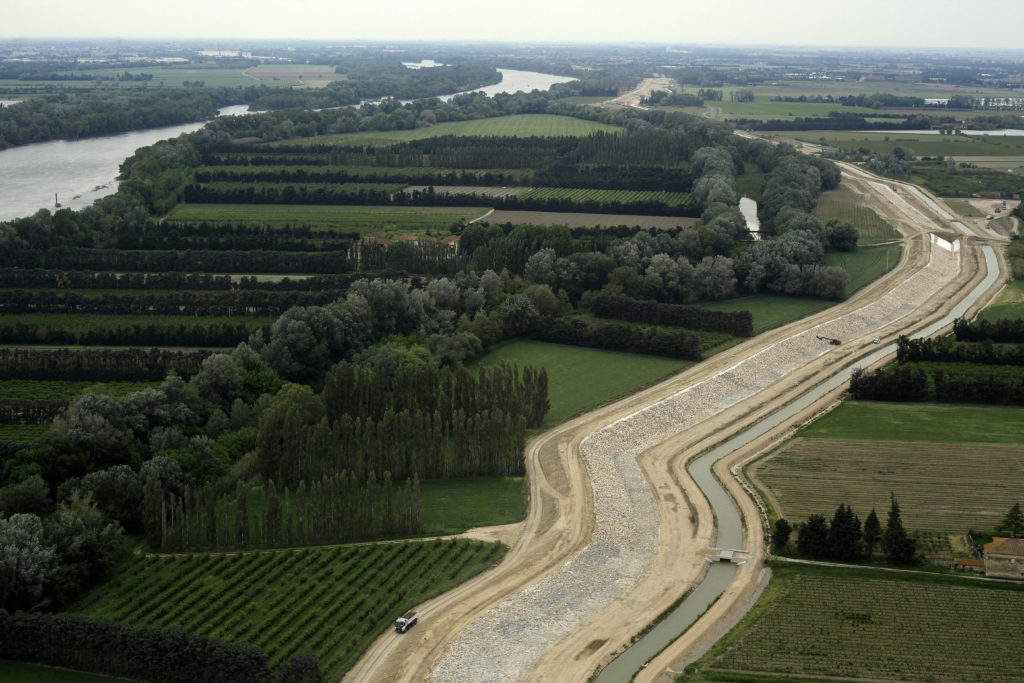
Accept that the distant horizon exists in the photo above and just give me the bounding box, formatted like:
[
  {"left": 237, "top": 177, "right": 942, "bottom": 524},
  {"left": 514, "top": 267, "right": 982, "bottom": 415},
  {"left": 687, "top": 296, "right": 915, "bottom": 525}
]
[
  {"left": 4, "top": 36, "right": 1024, "bottom": 58},
  {"left": 6, "top": 0, "right": 1024, "bottom": 52}
]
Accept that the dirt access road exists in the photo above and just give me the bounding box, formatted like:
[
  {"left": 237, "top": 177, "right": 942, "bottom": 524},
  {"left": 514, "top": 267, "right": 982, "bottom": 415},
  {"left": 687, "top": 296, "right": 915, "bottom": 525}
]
[
  {"left": 345, "top": 153, "right": 1005, "bottom": 683},
  {"left": 597, "top": 77, "right": 674, "bottom": 110}
]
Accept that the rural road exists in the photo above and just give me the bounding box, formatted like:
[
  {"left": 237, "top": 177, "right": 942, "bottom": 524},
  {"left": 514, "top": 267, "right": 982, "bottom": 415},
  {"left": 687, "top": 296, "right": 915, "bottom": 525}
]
[{"left": 345, "top": 147, "right": 1006, "bottom": 682}]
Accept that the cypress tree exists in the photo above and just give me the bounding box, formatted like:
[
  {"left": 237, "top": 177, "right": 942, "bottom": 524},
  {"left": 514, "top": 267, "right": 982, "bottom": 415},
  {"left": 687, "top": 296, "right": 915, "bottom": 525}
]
[
  {"left": 863, "top": 508, "right": 881, "bottom": 559},
  {"left": 882, "top": 494, "right": 917, "bottom": 565},
  {"left": 142, "top": 472, "right": 163, "bottom": 550}
]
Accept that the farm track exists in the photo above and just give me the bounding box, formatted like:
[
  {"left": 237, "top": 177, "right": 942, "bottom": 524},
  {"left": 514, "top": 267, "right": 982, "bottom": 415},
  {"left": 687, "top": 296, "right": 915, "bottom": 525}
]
[{"left": 346, "top": 152, "right": 1006, "bottom": 682}]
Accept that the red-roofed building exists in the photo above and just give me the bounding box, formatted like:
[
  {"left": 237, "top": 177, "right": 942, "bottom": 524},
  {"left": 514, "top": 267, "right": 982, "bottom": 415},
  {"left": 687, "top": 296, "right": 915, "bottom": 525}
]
[{"left": 984, "top": 537, "right": 1024, "bottom": 579}]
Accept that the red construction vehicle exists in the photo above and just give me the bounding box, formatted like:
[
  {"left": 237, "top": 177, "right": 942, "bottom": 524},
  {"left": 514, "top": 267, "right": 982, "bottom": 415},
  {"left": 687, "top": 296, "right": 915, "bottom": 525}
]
[{"left": 816, "top": 335, "right": 842, "bottom": 345}]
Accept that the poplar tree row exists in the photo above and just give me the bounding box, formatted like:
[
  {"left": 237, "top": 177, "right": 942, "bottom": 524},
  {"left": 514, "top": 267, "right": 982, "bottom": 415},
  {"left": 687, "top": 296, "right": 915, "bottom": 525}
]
[{"left": 146, "top": 471, "right": 421, "bottom": 552}]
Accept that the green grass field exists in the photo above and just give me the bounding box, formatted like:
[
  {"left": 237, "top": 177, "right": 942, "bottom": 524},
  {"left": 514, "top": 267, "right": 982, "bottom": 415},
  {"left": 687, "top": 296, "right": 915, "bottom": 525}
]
[
  {"left": 73, "top": 540, "right": 504, "bottom": 680},
  {"left": 553, "top": 96, "right": 610, "bottom": 105},
  {"left": 826, "top": 243, "right": 902, "bottom": 296},
  {"left": 283, "top": 114, "right": 623, "bottom": 145},
  {"left": 698, "top": 295, "right": 833, "bottom": 335},
  {"left": 782, "top": 130, "right": 1024, "bottom": 157},
  {"left": 0, "top": 424, "right": 49, "bottom": 443},
  {"left": 710, "top": 98, "right": 880, "bottom": 122},
  {"left": 420, "top": 476, "right": 526, "bottom": 534},
  {"left": 0, "top": 380, "right": 157, "bottom": 403},
  {"left": 943, "top": 199, "right": 986, "bottom": 217},
  {"left": 0, "top": 66, "right": 273, "bottom": 89},
  {"left": 797, "top": 400, "right": 1024, "bottom": 444},
  {"left": 467, "top": 339, "right": 690, "bottom": 427},
  {"left": 167, "top": 204, "right": 489, "bottom": 233},
  {"left": 689, "top": 564, "right": 1024, "bottom": 683},
  {"left": 813, "top": 197, "right": 900, "bottom": 241},
  {"left": 0, "top": 661, "right": 132, "bottom": 683},
  {"left": 977, "top": 279, "right": 1024, "bottom": 322}
]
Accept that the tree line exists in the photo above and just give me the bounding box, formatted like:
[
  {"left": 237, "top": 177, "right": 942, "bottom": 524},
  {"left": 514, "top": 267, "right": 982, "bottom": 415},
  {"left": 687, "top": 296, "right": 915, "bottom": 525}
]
[
  {"left": 0, "top": 322, "right": 263, "bottom": 348},
  {"left": 953, "top": 316, "right": 1024, "bottom": 343},
  {"left": 1, "top": 247, "right": 351, "bottom": 274},
  {"left": 588, "top": 292, "right": 753, "bottom": 337},
  {"left": 897, "top": 333, "right": 1024, "bottom": 365},
  {"left": 149, "top": 473, "right": 421, "bottom": 552},
  {"left": 772, "top": 496, "right": 917, "bottom": 565},
  {"left": 527, "top": 316, "right": 702, "bottom": 360},
  {"left": 0, "top": 269, "right": 377, "bottom": 293},
  {"left": 0, "top": 289, "right": 342, "bottom": 317}
]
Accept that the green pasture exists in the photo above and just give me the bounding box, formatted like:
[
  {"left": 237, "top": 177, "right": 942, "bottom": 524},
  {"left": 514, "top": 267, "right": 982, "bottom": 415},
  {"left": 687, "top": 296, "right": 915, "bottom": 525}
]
[
  {"left": 797, "top": 400, "right": 1024, "bottom": 444},
  {"left": 813, "top": 197, "right": 900, "bottom": 241},
  {"left": 698, "top": 295, "right": 833, "bottom": 335},
  {"left": 0, "top": 66, "right": 270, "bottom": 89},
  {"left": 784, "top": 130, "right": 1024, "bottom": 157},
  {"left": 0, "top": 313, "right": 274, "bottom": 335},
  {"left": 977, "top": 279, "right": 1024, "bottom": 322},
  {"left": 467, "top": 339, "right": 690, "bottom": 427},
  {"left": 717, "top": 100, "right": 879, "bottom": 122},
  {"left": 167, "top": 204, "right": 489, "bottom": 233},
  {"left": 688, "top": 564, "right": 1024, "bottom": 683},
  {"left": 0, "top": 661, "right": 132, "bottom": 683},
  {"left": 0, "top": 424, "right": 50, "bottom": 444},
  {"left": 826, "top": 243, "right": 902, "bottom": 296},
  {"left": 943, "top": 199, "right": 986, "bottom": 217},
  {"left": 735, "top": 172, "right": 766, "bottom": 202},
  {"left": 283, "top": 114, "right": 623, "bottom": 145},
  {"left": 420, "top": 476, "right": 527, "bottom": 534},
  {"left": 907, "top": 162, "right": 1024, "bottom": 198}
]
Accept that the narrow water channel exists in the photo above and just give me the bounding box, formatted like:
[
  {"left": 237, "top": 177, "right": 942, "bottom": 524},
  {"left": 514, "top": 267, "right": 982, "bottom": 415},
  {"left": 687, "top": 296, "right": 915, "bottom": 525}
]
[{"left": 597, "top": 244, "right": 999, "bottom": 682}]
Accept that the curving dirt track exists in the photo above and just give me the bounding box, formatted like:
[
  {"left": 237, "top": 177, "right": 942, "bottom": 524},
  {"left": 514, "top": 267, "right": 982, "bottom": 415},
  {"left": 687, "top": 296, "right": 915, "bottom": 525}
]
[{"left": 345, "top": 152, "right": 1007, "bottom": 683}]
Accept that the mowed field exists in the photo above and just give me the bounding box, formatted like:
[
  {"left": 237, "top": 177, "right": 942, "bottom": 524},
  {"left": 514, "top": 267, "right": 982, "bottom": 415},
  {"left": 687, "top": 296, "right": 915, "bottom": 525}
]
[
  {"left": 467, "top": 339, "right": 691, "bottom": 427},
  {"left": 284, "top": 114, "right": 623, "bottom": 145},
  {"left": 73, "top": 540, "right": 505, "bottom": 680},
  {"left": 779, "top": 130, "right": 1024, "bottom": 157},
  {"left": 751, "top": 437, "right": 1024, "bottom": 531},
  {"left": 691, "top": 566, "right": 1024, "bottom": 683},
  {"left": 166, "top": 204, "right": 490, "bottom": 233}
]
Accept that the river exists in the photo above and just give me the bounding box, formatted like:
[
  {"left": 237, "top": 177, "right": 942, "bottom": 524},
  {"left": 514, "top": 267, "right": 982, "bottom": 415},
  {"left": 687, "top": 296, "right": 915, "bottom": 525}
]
[
  {"left": 0, "top": 69, "right": 575, "bottom": 222},
  {"left": 0, "top": 104, "right": 253, "bottom": 221}
]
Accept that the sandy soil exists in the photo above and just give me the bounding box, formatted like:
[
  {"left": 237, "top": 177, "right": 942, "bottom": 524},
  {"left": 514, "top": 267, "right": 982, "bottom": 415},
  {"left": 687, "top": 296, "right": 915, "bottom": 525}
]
[{"left": 345, "top": 146, "right": 1006, "bottom": 683}]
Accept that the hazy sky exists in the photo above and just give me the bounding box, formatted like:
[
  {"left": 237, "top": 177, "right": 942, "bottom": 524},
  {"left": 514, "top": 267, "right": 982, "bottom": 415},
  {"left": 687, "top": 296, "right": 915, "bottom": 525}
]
[{"left": 5, "top": 0, "right": 1024, "bottom": 50}]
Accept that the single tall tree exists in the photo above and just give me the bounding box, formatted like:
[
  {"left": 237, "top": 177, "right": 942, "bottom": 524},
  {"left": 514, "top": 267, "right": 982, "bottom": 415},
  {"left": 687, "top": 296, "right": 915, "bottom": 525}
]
[
  {"left": 997, "top": 502, "right": 1024, "bottom": 538},
  {"left": 797, "top": 514, "right": 829, "bottom": 559},
  {"left": 771, "top": 518, "right": 792, "bottom": 554},
  {"left": 827, "top": 504, "right": 862, "bottom": 561},
  {"left": 882, "top": 493, "right": 916, "bottom": 565},
  {"left": 863, "top": 507, "right": 881, "bottom": 559}
]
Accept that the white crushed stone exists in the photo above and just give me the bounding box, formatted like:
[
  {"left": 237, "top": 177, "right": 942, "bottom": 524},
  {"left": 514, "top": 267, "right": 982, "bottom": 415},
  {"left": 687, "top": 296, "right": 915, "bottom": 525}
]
[{"left": 428, "top": 246, "right": 959, "bottom": 682}]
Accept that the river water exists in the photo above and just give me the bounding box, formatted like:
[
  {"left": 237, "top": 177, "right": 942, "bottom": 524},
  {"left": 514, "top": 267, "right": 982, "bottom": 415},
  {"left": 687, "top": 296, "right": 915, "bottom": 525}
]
[
  {"left": 0, "top": 69, "right": 575, "bottom": 222},
  {"left": 0, "top": 104, "right": 253, "bottom": 221}
]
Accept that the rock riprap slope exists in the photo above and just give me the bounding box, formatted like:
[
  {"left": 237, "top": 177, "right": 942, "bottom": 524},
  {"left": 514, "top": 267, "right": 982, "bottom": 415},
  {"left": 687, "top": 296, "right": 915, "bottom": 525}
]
[{"left": 428, "top": 243, "right": 958, "bottom": 682}]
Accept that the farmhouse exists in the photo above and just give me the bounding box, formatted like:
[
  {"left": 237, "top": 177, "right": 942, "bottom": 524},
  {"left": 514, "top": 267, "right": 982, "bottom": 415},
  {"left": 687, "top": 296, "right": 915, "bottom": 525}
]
[{"left": 983, "top": 537, "right": 1024, "bottom": 579}]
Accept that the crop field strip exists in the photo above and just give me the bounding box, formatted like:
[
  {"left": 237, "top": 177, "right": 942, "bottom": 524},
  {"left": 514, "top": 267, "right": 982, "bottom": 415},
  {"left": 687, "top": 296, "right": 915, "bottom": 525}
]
[
  {"left": 520, "top": 187, "right": 693, "bottom": 207},
  {"left": 752, "top": 437, "right": 1024, "bottom": 531},
  {"left": 166, "top": 203, "right": 490, "bottom": 232},
  {"left": 0, "top": 379, "right": 157, "bottom": 402},
  {"left": 812, "top": 197, "right": 900, "bottom": 240},
  {"left": 0, "top": 424, "right": 49, "bottom": 443},
  {"left": 783, "top": 130, "right": 1024, "bottom": 157},
  {"left": 702, "top": 571, "right": 1024, "bottom": 682},
  {"left": 74, "top": 539, "right": 505, "bottom": 680},
  {"left": 0, "top": 313, "right": 276, "bottom": 335}
]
